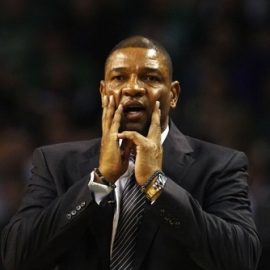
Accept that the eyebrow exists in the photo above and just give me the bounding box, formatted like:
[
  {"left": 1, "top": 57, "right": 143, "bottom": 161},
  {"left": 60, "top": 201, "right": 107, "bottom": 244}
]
[
  {"left": 141, "top": 67, "right": 162, "bottom": 74},
  {"left": 109, "top": 67, "right": 128, "bottom": 73},
  {"left": 109, "top": 67, "right": 162, "bottom": 74}
]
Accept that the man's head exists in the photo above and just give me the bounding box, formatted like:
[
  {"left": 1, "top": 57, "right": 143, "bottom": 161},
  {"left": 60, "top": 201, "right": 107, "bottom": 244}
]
[{"left": 100, "top": 35, "right": 180, "bottom": 135}]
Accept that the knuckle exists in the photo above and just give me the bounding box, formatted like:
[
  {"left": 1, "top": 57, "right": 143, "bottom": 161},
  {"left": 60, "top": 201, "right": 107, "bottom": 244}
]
[{"left": 146, "top": 141, "right": 155, "bottom": 150}]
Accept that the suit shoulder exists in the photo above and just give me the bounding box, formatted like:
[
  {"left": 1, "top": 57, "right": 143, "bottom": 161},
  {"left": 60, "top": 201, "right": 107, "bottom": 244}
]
[
  {"left": 34, "top": 138, "right": 101, "bottom": 159},
  {"left": 186, "top": 136, "right": 248, "bottom": 166}
]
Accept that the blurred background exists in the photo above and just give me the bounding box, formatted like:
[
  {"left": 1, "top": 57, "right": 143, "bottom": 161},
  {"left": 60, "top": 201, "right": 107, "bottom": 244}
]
[{"left": 0, "top": 0, "right": 269, "bottom": 268}]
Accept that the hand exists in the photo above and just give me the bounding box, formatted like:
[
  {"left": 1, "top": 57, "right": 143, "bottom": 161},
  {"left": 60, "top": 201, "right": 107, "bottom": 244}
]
[
  {"left": 99, "top": 95, "right": 132, "bottom": 182},
  {"left": 117, "top": 101, "right": 163, "bottom": 185}
]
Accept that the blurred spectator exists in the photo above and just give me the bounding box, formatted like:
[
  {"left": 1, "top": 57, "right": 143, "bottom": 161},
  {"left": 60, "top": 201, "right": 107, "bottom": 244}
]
[
  {"left": 0, "top": 128, "right": 33, "bottom": 227},
  {"left": 0, "top": 0, "right": 269, "bottom": 268}
]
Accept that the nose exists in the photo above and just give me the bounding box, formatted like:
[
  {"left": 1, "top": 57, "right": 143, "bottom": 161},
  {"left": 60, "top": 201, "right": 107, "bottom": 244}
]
[{"left": 122, "top": 75, "right": 145, "bottom": 97}]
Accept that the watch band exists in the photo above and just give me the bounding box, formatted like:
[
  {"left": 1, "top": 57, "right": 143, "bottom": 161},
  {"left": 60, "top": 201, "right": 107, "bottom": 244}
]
[
  {"left": 141, "top": 170, "right": 163, "bottom": 192},
  {"left": 142, "top": 171, "right": 167, "bottom": 202},
  {"left": 93, "top": 168, "right": 116, "bottom": 189}
]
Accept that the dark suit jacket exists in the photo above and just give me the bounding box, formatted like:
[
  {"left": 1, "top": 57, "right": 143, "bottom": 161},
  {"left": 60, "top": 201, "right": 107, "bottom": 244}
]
[{"left": 1, "top": 122, "right": 261, "bottom": 270}]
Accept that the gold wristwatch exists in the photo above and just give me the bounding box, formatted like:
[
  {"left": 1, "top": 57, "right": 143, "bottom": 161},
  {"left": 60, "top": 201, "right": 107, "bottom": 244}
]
[{"left": 142, "top": 171, "right": 167, "bottom": 202}]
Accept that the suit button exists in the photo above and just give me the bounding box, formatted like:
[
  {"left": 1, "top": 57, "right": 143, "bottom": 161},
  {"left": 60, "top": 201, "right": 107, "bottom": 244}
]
[
  {"left": 66, "top": 213, "right": 72, "bottom": 220},
  {"left": 80, "top": 201, "right": 86, "bottom": 207},
  {"left": 169, "top": 220, "right": 174, "bottom": 225},
  {"left": 76, "top": 205, "right": 81, "bottom": 211},
  {"left": 71, "top": 210, "right": 77, "bottom": 216}
]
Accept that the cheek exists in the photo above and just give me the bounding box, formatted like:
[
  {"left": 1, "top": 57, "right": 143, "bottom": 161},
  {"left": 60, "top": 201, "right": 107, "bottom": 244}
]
[
  {"left": 104, "top": 85, "right": 121, "bottom": 105},
  {"left": 148, "top": 88, "right": 163, "bottom": 103},
  {"left": 147, "top": 89, "right": 169, "bottom": 112},
  {"left": 156, "top": 89, "right": 171, "bottom": 107},
  {"left": 158, "top": 92, "right": 171, "bottom": 117}
]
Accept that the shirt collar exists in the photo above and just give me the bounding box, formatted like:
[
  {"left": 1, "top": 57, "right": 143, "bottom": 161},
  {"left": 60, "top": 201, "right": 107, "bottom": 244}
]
[{"left": 161, "top": 125, "right": 169, "bottom": 144}]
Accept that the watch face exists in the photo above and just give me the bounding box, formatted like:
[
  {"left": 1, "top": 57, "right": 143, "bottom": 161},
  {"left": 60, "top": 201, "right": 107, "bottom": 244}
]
[
  {"left": 148, "top": 186, "right": 157, "bottom": 197},
  {"left": 145, "top": 173, "right": 166, "bottom": 200}
]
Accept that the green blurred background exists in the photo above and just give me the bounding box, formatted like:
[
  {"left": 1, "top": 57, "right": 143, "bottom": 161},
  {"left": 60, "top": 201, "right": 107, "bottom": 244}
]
[{"left": 0, "top": 0, "right": 269, "bottom": 268}]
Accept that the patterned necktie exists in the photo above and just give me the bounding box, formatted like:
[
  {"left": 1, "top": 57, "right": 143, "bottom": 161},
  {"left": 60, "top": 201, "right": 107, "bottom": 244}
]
[{"left": 110, "top": 174, "right": 146, "bottom": 270}]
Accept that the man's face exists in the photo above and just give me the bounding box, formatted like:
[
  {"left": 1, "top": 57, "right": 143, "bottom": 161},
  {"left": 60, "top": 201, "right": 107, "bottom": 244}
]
[{"left": 100, "top": 47, "right": 179, "bottom": 135}]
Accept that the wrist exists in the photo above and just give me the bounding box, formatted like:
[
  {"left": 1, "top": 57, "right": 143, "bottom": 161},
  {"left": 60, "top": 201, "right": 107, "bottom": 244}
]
[
  {"left": 93, "top": 168, "right": 116, "bottom": 189},
  {"left": 97, "top": 166, "right": 117, "bottom": 183}
]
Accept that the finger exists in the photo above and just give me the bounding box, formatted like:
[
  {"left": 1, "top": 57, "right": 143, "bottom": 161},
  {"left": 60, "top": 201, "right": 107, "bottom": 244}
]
[
  {"left": 147, "top": 101, "right": 161, "bottom": 141},
  {"left": 118, "top": 131, "right": 148, "bottom": 147},
  {"left": 111, "top": 104, "right": 123, "bottom": 133},
  {"left": 103, "top": 95, "right": 115, "bottom": 132},
  {"left": 101, "top": 94, "right": 108, "bottom": 108},
  {"left": 101, "top": 95, "right": 109, "bottom": 132}
]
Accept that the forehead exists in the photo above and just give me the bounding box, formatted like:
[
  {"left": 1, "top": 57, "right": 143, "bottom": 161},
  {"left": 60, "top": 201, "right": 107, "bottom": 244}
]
[{"left": 105, "top": 47, "right": 169, "bottom": 74}]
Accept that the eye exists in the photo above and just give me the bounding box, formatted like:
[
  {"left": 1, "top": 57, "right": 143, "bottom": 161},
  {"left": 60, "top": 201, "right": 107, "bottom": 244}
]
[
  {"left": 112, "top": 75, "right": 126, "bottom": 81},
  {"left": 142, "top": 75, "right": 160, "bottom": 82}
]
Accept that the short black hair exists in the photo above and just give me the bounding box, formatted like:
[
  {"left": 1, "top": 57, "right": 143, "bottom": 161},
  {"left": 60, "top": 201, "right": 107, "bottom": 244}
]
[{"left": 105, "top": 35, "right": 173, "bottom": 79}]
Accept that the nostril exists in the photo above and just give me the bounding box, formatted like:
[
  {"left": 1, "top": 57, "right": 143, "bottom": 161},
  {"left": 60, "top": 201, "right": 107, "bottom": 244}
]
[{"left": 122, "top": 87, "right": 146, "bottom": 97}]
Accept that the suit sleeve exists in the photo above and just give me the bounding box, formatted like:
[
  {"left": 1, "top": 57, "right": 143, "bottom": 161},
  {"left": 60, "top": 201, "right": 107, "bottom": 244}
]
[
  {"left": 1, "top": 147, "right": 100, "bottom": 270},
  {"left": 151, "top": 151, "right": 261, "bottom": 270}
]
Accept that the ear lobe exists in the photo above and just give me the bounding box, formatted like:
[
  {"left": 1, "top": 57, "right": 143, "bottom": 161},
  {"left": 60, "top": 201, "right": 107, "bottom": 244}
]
[{"left": 170, "top": 100, "right": 176, "bottom": 108}]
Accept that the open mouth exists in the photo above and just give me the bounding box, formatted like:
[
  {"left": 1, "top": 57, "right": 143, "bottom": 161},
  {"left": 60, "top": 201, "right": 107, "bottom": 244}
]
[
  {"left": 122, "top": 101, "right": 146, "bottom": 120},
  {"left": 123, "top": 105, "right": 145, "bottom": 113}
]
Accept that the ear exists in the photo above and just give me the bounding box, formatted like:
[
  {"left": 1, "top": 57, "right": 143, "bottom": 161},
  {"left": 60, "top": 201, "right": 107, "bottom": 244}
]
[
  {"left": 99, "top": 80, "right": 107, "bottom": 107},
  {"left": 99, "top": 80, "right": 105, "bottom": 97},
  {"left": 170, "top": 81, "right": 181, "bottom": 108}
]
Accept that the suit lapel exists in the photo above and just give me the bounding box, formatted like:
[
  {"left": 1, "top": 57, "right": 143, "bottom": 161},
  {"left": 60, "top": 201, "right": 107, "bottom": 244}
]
[
  {"left": 133, "top": 121, "right": 194, "bottom": 269},
  {"left": 162, "top": 121, "right": 194, "bottom": 184}
]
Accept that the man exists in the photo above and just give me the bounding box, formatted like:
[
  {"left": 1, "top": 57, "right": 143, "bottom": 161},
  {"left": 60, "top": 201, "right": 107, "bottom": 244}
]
[{"left": 1, "top": 36, "right": 261, "bottom": 270}]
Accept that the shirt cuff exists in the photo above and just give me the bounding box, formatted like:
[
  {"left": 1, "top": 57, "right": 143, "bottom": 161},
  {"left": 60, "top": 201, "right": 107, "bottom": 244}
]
[{"left": 88, "top": 170, "right": 113, "bottom": 205}]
